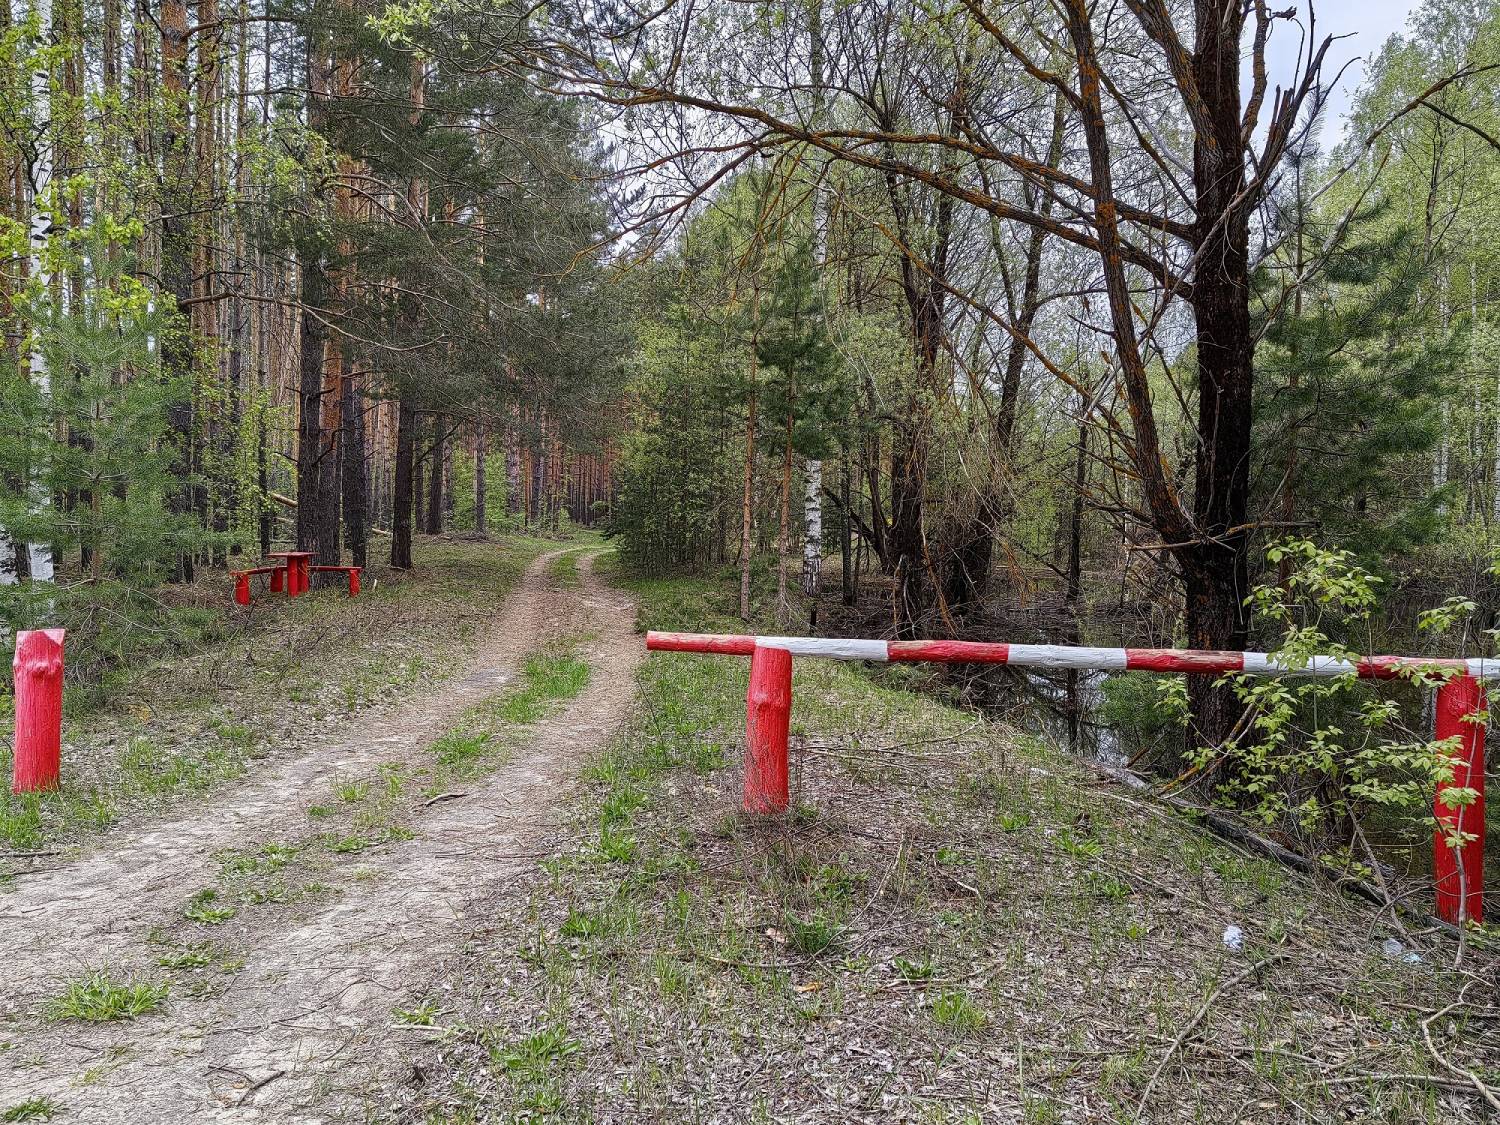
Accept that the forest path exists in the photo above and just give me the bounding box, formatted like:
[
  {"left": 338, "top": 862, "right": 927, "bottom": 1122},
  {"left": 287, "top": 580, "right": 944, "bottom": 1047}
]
[{"left": 0, "top": 546, "right": 640, "bottom": 1123}]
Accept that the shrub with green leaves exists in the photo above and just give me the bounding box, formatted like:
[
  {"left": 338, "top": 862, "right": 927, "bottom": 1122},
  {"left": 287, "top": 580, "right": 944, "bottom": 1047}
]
[{"left": 1193, "top": 539, "right": 1483, "bottom": 873}]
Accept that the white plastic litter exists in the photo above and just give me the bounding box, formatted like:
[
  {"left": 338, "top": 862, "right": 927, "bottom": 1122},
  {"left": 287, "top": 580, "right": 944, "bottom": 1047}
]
[
  {"left": 1381, "top": 937, "right": 1425, "bottom": 965},
  {"left": 1222, "top": 924, "right": 1244, "bottom": 951}
]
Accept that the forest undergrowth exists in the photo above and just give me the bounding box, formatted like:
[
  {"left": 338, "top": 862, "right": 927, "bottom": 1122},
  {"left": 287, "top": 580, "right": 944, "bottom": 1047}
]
[
  {"left": 0, "top": 534, "right": 559, "bottom": 863},
  {"left": 380, "top": 561, "right": 1500, "bottom": 1124}
]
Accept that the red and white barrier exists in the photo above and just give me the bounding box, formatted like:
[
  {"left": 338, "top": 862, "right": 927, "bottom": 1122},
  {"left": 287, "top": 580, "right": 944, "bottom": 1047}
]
[
  {"left": 646, "top": 630, "right": 1488, "bottom": 926},
  {"left": 12, "top": 628, "right": 64, "bottom": 794}
]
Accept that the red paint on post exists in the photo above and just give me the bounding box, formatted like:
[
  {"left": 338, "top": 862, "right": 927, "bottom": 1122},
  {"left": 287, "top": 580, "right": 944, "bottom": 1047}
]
[
  {"left": 744, "top": 645, "right": 792, "bottom": 814},
  {"left": 1125, "top": 649, "right": 1244, "bottom": 674},
  {"left": 12, "top": 629, "right": 65, "bottom": 794},
  {"left": 1434, "top": 674, "right": 1486, "bottom": 925},
  {"left": 888, "top": 640, "right": 1010, "bottom": 664},
  {"left": 271, "top": 566, "right": 284, "bottom": 594},
  {"left": 646, "top": 631, "right": 758, "bottom": 656},
  {"left": 234, "top": 574, "right": 251, "bottom": 606},
  {"left": 348, "top": 568, "right": 360, "bottom": 597}
]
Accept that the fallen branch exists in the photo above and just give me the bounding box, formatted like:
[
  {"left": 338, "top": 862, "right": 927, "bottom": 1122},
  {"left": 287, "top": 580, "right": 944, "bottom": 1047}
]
[
  {"left": 1091, "top": 763, "right": 1463, "bottom": 939},
  {"left": 1138, "top": 952, "right": 1289, "bottom": 1114},
  {"left": 1420, "top": 985, "right": 1500, "bottom": 1111}
]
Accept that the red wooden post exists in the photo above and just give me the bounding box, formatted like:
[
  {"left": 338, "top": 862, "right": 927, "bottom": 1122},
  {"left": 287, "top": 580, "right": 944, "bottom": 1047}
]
[
  {"left": 744, "top": 645, "right": 792, "bottom": 814},
  {"left": 348, "top": 568, "right": 360, "bottom": 597},
  {"left": 234, "top": 574, "right": 250, "bottom": 606},
  {"left": 12, "top": 629, "right": 65, "bottom": 794},
  {"left": 271, "top": 566, "right": 284, "bottom": 594},
  {"left": 1434, "top": 673, "right": 1486, "bottom": 925}
]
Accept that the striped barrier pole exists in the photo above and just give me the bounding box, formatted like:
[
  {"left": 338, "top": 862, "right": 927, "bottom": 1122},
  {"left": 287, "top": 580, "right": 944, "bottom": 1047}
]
[
  {"left": 12, "top": 628, "right": 65, "bottom": 794},
  {"left": 645, "top": 631, "right": 1488, "bottom": 924}
]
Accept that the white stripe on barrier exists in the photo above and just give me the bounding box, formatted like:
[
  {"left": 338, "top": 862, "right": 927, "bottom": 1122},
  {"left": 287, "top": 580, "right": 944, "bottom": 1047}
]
[
  {"left": 1242, "top": 653, "right": 1360, "bottom": 677},
  {"left": 1006, "top": 645, "right": 1129, "bottom": 671},
  {"left": 1467, "top": 659, "right": 1500, "bottom": 679},
  {"left": 756, "top": 636, "right": 891, "bottom": 661}
]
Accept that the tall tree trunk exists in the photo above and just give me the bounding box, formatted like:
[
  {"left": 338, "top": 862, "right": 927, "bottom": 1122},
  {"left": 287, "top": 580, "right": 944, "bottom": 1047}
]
[
  {"left": 391, "top": 394, "right": 416, "bottom": 569},
  {"left": 776, "top": 414, "right": 793, "bottom": 627},
  {"left": 801, "top": 0, "right": 826, "bottom": 610},
  {"left": 474, "top": 414, "right": 487, "bottom": 536},
  {"left": 1179, "top": 0, "right": 1255, "bottom": 750},
  {"left": 160, "top": 0, "right": 194, "bottom": 581},
  {"left": 295, "top": 262, "right": 328, "bottom": 552},
  {"left": 506, "top": 408, "right": 521, "bottom": 517},
  {"left": 840, "top": 452, "right": 854, "bottom": 606},
  {"left": 425, "top": 413, "right": 444, "bottom": 534},
  {"left": 341, "top": 372, "right": 366, "bottom": 567},
  {"left": 740, "top": 312, "right": 758, "bottom": 621}
]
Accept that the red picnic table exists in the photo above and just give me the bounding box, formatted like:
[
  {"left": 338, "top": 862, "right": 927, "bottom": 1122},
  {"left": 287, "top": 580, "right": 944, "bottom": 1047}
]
[
  {"left": 232, "top": 552, "right": 361, "bottom": 605},
  {"left": 265, "top": 551, "right": 315, "bottom": 597}
]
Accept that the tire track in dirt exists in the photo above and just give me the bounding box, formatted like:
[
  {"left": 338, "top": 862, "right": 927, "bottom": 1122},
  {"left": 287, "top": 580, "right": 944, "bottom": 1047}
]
[{"left": 0, "top": 549, "right": 641, "bottom": 1122}]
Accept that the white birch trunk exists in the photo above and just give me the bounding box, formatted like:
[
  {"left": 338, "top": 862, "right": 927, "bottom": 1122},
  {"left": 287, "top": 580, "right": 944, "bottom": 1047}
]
[
  {"left": 3, "top": 0, "right": 55, "bottom": 585},
  {"left": 800, "top": 0, "right": 825, "bottom": 602}
]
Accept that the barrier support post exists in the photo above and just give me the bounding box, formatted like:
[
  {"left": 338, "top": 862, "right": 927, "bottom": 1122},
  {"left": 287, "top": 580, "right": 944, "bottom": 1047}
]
[
  {"left": 745, "top": 645, "right": 792, "bottom": 814},
  {"left": 234, "top": 574, "right": 250, "bottom": 606},
  {"left": 12, "top": 628, "right": 65, "bottom": 794},
  {"left": 1434, "top": 673, "right": 1486, "bottom": 925}
]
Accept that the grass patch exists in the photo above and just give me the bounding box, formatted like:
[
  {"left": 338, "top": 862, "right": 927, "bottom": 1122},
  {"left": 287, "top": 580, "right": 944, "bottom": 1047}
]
[
  {"left": 184, "top": 888, "right": 236, "bottom": 924},
  {"left": 0, "top": 536, "right": 560, "bottom": 852},
  {"left": 387, "top": 564, "right": 1494, "bottom": 1122},
  {"left": 491, "top": 651, "right": 591, "bottom": 725},
  {"left": 46, "top": 972, "right": 167, "bottom": 1022},
  {"left": 548, "top": 550, "right": 583, "bottom": 588},
  {"left": 2, "top": 1098, "right": 61, "bottom": 1122}
]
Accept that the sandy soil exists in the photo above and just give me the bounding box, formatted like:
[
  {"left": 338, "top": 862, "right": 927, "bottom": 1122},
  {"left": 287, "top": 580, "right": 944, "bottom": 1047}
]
[{"left": 0, "top": 548, "right": 640, "bottom": 1122}]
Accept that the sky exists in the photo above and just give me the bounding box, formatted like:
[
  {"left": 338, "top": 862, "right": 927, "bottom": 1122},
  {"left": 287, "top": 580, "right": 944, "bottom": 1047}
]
[{"left": 1265, "top": 0, "right": 1423, "bottom": 143}]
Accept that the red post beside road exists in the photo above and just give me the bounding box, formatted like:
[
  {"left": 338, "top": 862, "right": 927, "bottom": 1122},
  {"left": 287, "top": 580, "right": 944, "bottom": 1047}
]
[
  {"left": 1434, "top": 673, "right": 1486, "bottom": 925},
  {"left": 744, "top": 645, "right": 792, "bottom": 814},
  {"left": 12, "top": 628, "right": 64, "bottom": 794}
]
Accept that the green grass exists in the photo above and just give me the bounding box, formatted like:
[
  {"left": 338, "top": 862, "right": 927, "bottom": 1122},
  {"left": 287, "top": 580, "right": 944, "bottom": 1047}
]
[
  {"left": 184, "top": 888, "right": 236, "bottom": 924},
  {"left": 46, "top": 972, "right": 167, "bottom": 1022},
  {"left": 491, "top": 651, "right": 591, "bottom": 725},
  {"left": 392, "top": 563, "right": 1492, "bottom": 1122},
  {"left": 0, "top": 536, "right": 560, "bottom": 852},
  {"left": 931, "top": 988, "right": 986, "bottom": 1032},
  {"left": 2, "top": 1098, "right": 61, "bottom": 1122},
  {"left": 548, "top": 550, "right": 583, "bottom": 588}
]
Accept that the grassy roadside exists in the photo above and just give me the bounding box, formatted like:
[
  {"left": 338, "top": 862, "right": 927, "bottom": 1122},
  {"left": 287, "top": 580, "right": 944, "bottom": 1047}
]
[
  {"left": 0, "top": 534, "right": 561, "bottom": 860},
  {"left": 383, "top": 563, "right": 1497, "bottom": 1124},
  {"left": 1, "top": 637, "right": 595, "bottom": 1114}
]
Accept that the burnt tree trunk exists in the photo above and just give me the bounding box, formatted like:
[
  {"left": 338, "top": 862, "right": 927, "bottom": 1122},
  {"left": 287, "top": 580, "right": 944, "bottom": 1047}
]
[{"left": 1178, "top": 0, "right": 1255, "bottom": 750}]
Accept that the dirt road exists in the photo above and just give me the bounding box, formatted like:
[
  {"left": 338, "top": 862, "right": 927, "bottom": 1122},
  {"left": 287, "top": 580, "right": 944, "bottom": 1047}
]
[{"left": 0, "top": 548, "right": 639, "bottom": 1122}]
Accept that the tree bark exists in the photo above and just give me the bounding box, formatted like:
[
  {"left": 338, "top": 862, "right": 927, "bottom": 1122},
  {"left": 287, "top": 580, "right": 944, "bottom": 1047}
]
[
  {"left": 391, "top": 394, "right": 416, "bottom": 569},
  {"left": 341, "top": 372, "right": 366, "bottom": 567},
  {"left": 160, "top": 0, "right": 194, "bottom": 581},
  {"left": 425, "top": 412, "right": 444, "bottom": 534},
  {"left": 474, "top": 415, "right": 487, "bottom": 535}
]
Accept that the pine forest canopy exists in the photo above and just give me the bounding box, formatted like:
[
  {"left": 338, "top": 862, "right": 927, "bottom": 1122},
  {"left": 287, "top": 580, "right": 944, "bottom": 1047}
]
[{"left": 1, "top": 0, "right": 1499, "bottom": 768}]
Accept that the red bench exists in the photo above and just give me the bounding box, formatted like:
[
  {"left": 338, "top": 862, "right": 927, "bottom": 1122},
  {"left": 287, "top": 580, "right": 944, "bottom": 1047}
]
[
  {"left": 309, "top": 564, "right": 362, "bottom": 597},
  {"left": 231, "top": 566, "right": 283, "bottom": 606}
]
